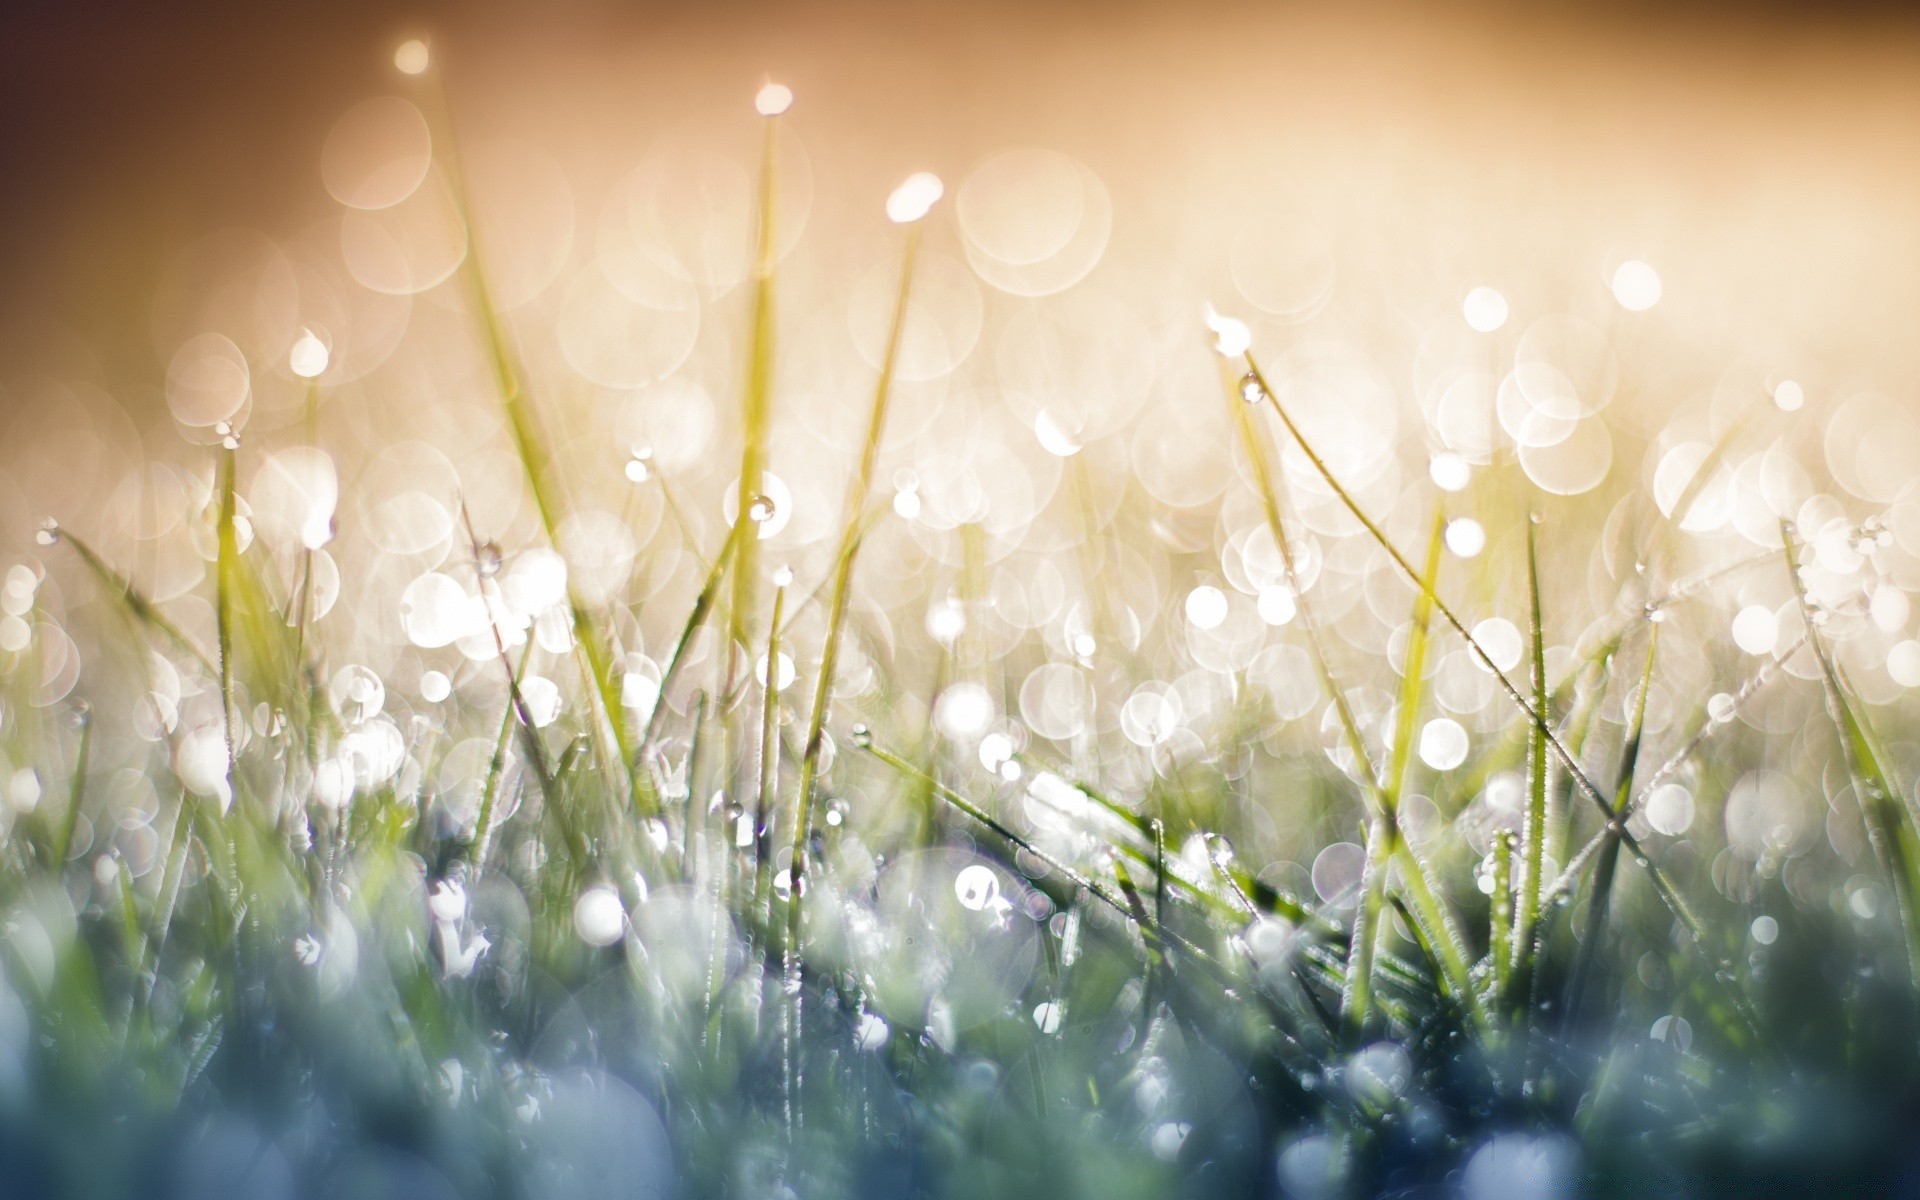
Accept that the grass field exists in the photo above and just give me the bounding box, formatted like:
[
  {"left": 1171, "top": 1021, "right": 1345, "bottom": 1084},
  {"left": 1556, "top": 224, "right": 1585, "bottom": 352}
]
[{"left": 1, "top": 38, "right": 1919, "bottom": 1199}]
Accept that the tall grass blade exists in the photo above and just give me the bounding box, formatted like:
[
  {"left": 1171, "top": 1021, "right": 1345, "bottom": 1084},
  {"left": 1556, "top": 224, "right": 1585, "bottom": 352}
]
[
  {"left": 1240, "top": 351, "right": 1703, "bottom": 941},
  {"left": 1344, "top": 514, "right": 1444, "bottom": 1041},
  {"left": 1782, "top": 523, "right": 1920, "bottom": 983},
  {"left": 1509, "top": 516, "right": 1549, "bottom": 1025},
  {"left": 425, "top": 61, "right": 637, "bottom": 808},
  {"left": 1565, "top": 619, "right": 1659, "bottom": 1027},
  {"left": 787, "top": 221, "right": 923, "bottom": 937},
  {"left": 60, "top": 530, "right": 215, "bottom": 677}
]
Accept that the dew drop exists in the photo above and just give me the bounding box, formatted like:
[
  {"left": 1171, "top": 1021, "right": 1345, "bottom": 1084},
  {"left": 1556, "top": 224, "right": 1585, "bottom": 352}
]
[
  {"left": 1238, "top": 372, "right": 1267, "bottom": 404},
  {"left": 34, "top": 519, "right": 60, "bottom": 547},
  {"left": 476, "top": 541, "right": 503, "bottom": 578},
  {"left": 850, "top": 724, "right": 873, "bottom": 749}
]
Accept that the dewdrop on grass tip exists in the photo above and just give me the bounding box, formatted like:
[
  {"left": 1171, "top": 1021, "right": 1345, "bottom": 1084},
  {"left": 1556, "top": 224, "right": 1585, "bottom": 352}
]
[
  {"left": 754, "top": 81, "right": 794, "bottom": 117},
  {"left": 1205, "top": 306, "right": 1251, "bottom": 357},
  {"left": 289, "top": 328, "right": 330, "bottom": 379},
  {"left": 394, "top": 40, "right": 430, "bottom": 75},
  {"left": 887, "top": 172, "right": 944, "bottom": 223}
]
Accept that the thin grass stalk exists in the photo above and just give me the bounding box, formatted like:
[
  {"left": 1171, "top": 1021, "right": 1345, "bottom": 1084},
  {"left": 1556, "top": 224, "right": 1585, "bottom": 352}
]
[
  {"left": 752, "top": 578, "right": 788, "bottom": 925},
  {"left": 214, "top": 446, "right": 241, "bottom": 793},
  {"left": 424, "top": 63, "right": 636, "bottom": 807},
  {"left": 779, "top": 217, "right": 922, "bottom": 1139},
  {"left": 643, "top": 518, "right": 747, "bottom": 752},
  {"left": 1509, "top": 517, "right": 1550, "bottom": 1024},
  {"left": 722, "top": 105, "right": 786, "bottom": 829},
  {"left": 1565, "top": 620, "right": 1659, "bottom": 1028},
  {"left": 1490, "top": 829, "right": 1515, "bottom": 1005},
  {"left": 458, "top": 500, "right": 572, "bottom": 862},
  {"left": 1344, "top": 514, "right": 1444, "bottom": 1040},
  {"left": 1544, "top": 631, "right": 1804, "bottom": 907},
  {"left": 53, "top": 708, "right": 92, "bottom": 870},
  {"left": 1240, "top": 351, "right": 1703, "bottom": 939},
  {"left": 1782, "top": 523, "right": 1920, "bottom": 982},
  {"left": 1228, "top": 372, "right": 1482, "bottom": 1023},
  {"left": 61, "top": 530, "right": 215, "bottom": 676},
  {"left": 786, "top": 221, "right": 923, "bottom": 942}
]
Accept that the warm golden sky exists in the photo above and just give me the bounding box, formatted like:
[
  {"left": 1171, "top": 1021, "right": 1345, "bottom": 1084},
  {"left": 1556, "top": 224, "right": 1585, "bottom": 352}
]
[{"left": 2, "top": 0, "right": 1916, "bottom": 396}]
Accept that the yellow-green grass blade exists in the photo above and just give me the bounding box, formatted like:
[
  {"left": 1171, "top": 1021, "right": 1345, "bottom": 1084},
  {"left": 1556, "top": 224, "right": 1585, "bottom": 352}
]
[
  {"left": 1565, "top": 620, "right": 1659, "bottom": 1027},
  {"left": 1782, "top": 522, "right": 1920, "bottom": 984},
  {"left": 1509, "top": 516, "right": 1550, "bottom": 1025},
  {"left": 1240, "top": 350, "right": 1703, "bottom": 942},
  {"left": 787, "top": 221, "right": 923, "bottom": 945}
]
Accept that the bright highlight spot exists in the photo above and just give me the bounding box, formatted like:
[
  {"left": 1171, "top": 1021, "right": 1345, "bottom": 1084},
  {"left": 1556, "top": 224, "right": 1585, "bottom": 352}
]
[
  {"left": 886, "top": 172, "right": 945, "bottom": 224},
  {"left": 1429, "top": 453, "right": 1471, "bottom": 492},
  {"left": 953, "top": 863, "right": 1001, "bottom": 912},
  {"left": 1463, "top": 286, "right": 1508, "bottom": 333},
  {"left": 754, "top": 81, "right": 794, "bottom": 117},
  {"left": 393, "top": 39, "right": 430, "bottom": 75},
  {"left": 1205, "top": 306, "right": 1250, "bottom": 357},
  {"left": 573, "top": 886, "right": 625, "bottom": 947},
  {"left": 1610, "top": 260, "right": 1662, "bottom": 311},
  {"left": 289, "top": 328, "right": 330, "bottom": 378},
  {"left": 1184, "top": 585, "right": 1228, "bottom": 630},
  {"left": 1730, "top": 604, "right": 1778, "bottom": 656},
  {"left": 1444, "top": 517, "right": 1486, "bottom": 559}
]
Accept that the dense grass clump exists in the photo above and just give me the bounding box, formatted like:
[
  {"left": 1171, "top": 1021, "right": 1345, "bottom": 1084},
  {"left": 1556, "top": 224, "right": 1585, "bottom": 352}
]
[{"left": 2, "top": 45, "right": 1920, "bottom": 1200}]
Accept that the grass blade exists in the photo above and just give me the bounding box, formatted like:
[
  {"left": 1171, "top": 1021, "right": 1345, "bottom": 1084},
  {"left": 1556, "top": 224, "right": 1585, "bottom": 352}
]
[
  {"left": 1239, "top": 350, "right": 1702, "bottom": 943},
  {"left": 1565, "top": 619, "right": 1659, "bottom": 1028},
  {"left": 787, "top": 219, "right": 924, "bottom": 933},
  {"left": 1508, "top": 516, "right": 1550, "bottom": 1025},
  {"left": 1782, "top": 522, "right": 1920, "bottom": 983}
]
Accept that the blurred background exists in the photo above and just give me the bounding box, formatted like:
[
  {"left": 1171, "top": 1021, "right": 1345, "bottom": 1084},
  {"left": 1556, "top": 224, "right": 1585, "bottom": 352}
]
[{"left": 3, "top": 0, "right": 1917, "bottom": 386}]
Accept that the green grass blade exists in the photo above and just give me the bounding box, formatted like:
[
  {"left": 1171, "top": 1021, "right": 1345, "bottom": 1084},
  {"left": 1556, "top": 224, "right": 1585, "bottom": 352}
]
[
  {"left": 424, "top": 62, "right": 638, "bottom": 811},
  {"left": 1509, "top": 516, "right": 1549, "bottom": 1025},
  {"left": 787, "top": 220, "right": 924, "bottom": 938},
  {"left": 1240, "top": 350, "right": 1702, "bottom": 942},
  {"left": 1344, "top": 513, "right": 1444, "bottom": 1041},
  {"left": 1565, "top": 619, "right": 1659, "bottom": 1027},
  {"left": 60, "top": 529, "right": 215, "bottom": 677},
  {"left": 1782, "top": 522, "right": 1920, "bottom": 983}
]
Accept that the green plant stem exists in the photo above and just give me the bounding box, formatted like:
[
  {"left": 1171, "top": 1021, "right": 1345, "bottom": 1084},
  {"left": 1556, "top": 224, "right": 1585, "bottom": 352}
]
[
  {"left": 786, "top": 222, "right": 922, "bottom": 946},
  {"left": 1241, "top": 351, "right": 1702, "bottom": 941},
  {"left": 1509, "top": 516, "right": 1549, "bottom": 1025},
  {"left": 1566, "top": 620, "right": 1659, "bottom": 1028}
]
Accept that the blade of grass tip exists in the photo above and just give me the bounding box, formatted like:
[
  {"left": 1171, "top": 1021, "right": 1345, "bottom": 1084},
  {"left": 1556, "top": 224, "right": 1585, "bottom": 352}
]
[
  {"left": 424, "top": 60, "right": 637, "bottom": 811},
  {"left": 60, "top": 529, "right": 216, "bottom": 677},
  {"left": 1241, "top": 351, "right": 1701, "bottom": 941},
  {"left": 643, "top": 518, "right": 747, "bottom": 753},
  {"left": 723, "top": 93, "right": 787, "bottom": 841},
  {"left": 1345, "top": 512, "right": 1444, "bottom": 1042},
  {"left": 1229, "top": 367, "right": 1483, "bottom": 1024},
  {"left": 787, "top": 214, "right": 926, "bottom": 946},
  {"left": 1565, "top": 619, "right": 1659, "bottom": 1030},
  {"left": 458, "top": 499, "right": 573, "bottom": 863},
  {"left": 1226, "top": 367, "right": 1376, "bottom": 796},
  {"left": 1509, "top": 515, "right": 1550, "bottom": 1027},
  {"left": 52, "top": 706, "right": 92, "bottom": 870},
  {"left": 1783, "top": 522, "right": 1920, "bottom": 983}
]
